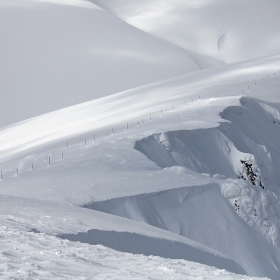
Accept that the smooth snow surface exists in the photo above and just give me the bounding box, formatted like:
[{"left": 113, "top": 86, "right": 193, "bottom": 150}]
[
  {"left": 1, "top": 54, "right": 280, "bottom": 163},
  {"left": 92, "top": 0, "right": 280, "bottom": 64},
  {"left": 0, "top": 0, "right": 199, "bottom": 127},
  {"left": 2, "top": 1, "right": 280, "bottom": 279}
]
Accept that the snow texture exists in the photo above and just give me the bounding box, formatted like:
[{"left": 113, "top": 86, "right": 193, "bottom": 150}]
[{"left": 1, "top": 0, "right": 280, "bottom": 279}]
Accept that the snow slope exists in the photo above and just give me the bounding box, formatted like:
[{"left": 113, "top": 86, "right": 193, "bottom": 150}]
[
  {"left": 1, "top": 54, "right": 280, "bottom": 163},
  {"left": 2, "top": 1, "right": 280, "bottom": 279},
  {"left": 93, "top": 0, "right": 280, "bottom": 64},
  {"left": 0, "top": 0, "right": 200, "bottom": 128},
  {"left": 1, "top": 53, "right": 280, "bottom": 278}
]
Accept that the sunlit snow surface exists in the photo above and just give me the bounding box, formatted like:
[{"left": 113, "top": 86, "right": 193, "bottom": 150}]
[
  {"left": 0, "top": 0, "right": 199, "bottom": 127},
  {"left": 92, "top": 0, "right": 280, "bottom": 63},
  {"left": 1, "top": 56, "right": 280, "bottom": 278},
  {"left": 1, "top": 0, "right": 280, "bottom": 279}
]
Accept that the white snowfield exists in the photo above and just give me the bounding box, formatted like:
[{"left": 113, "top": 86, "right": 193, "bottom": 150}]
[
  {"left": 0, "top": 0, "right": 199, "bottom": 128},
  {"left": 92, "top": 0, "right": 280, "bottom": 64},
  {"left": 1, "top": 0, "right": 280, "bottom": 279}
]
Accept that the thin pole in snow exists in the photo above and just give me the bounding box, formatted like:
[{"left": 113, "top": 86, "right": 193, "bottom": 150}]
[
  {"left": 48, "top": 157, "right": 51, "bottom": 165},
  {"left": 62, "top": 152, "right": 64, "bottom": 160},
  {"left": 32, "top": 163, "right": 34, "bottom": 170},
  {"left": 94, "top": 134, "right": 96, "bottom": 141}
]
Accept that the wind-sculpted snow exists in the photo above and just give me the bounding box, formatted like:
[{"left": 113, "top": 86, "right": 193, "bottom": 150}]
[
  {"left": 84, "top": 97, "right": 280, "bottom": 278},
  {"left": 0, "top": 227, "right": 265, "bottom": 280},
  {"left": 133, "top": 97, "right": 280, "bottom": 248},
  {"left": 88, "top": 184, "right": 280, "bottom": 279},
  {"left": 61, "top": 229, "right": 245, "bottom": 274},
  {"left": 1, "top": 52, "right": 280, "bottom": 278},
  {"left": 2, "top": 1, "right": 280, "bottom": 279},
  {"left": 134, "top": 128, "right": 253, "bottom": 179},
  {"left": 0, "top": 194, "right": 246, "bottom": 277}
]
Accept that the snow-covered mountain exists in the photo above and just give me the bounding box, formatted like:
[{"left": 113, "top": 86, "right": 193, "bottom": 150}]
[
  {"left": 92, "top": 0, "right": 280, "bottom": 63},
  {"left": 1, "top": 0, "right": 280, "bottom": 279},
  {"left": 0, "top": 0, "right": 201, "bottom": 128}
]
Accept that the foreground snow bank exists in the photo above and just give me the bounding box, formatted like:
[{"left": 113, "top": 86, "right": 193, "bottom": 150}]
[
  {"left": 61, "top": 229, "right": 245, "bottom": 275},
  {"left": 0, "top": 194, "right": 245, "bottom": 275},
  {"left": 0, "top": 226, "right": 265, "bottom": 280}
]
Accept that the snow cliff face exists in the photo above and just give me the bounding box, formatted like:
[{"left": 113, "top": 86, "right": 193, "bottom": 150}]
[{"left": 82, "top": 98, "right": 280, "bottom": 279}]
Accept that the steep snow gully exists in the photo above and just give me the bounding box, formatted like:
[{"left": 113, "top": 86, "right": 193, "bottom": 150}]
[{"left": 62, "top": 97, "right": 280, "bottom": 279}]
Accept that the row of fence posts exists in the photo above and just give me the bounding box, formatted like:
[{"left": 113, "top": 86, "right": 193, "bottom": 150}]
[{"left": 0, "top": 71, "right": 279, "bottom": 181}]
